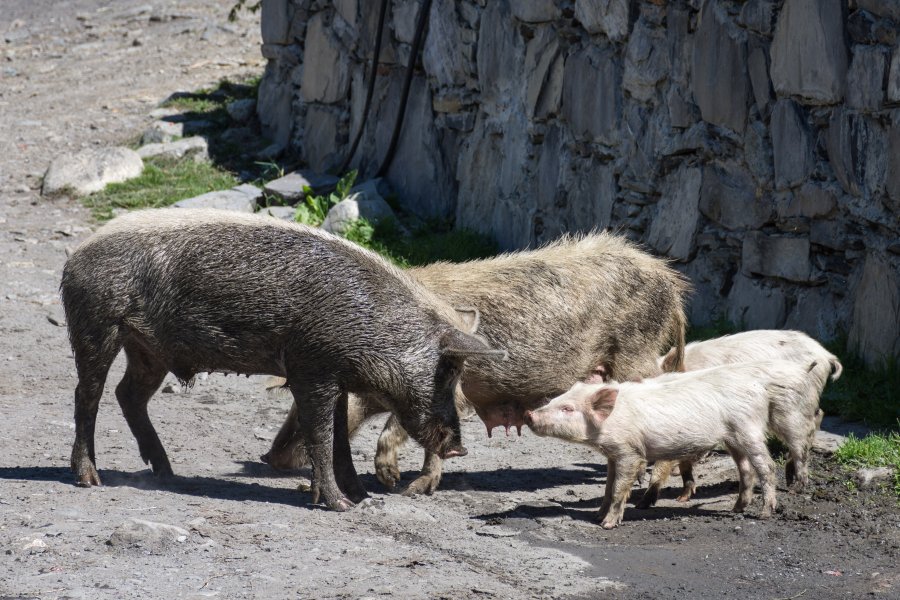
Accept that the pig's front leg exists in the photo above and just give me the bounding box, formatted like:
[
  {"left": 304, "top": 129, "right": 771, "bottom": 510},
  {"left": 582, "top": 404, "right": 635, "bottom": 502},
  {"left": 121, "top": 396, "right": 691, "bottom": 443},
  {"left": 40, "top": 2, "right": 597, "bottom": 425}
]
[
  {"left": 290, "top": 376, "right": 354, "bottom": 511},
  {"left": 598, "top": 459, "right": 617, "bottom": 521},
  {"left": 601, "top": 455, "right": 643, "bottom": 529},
  {"left": 375, "top": 414, "right": 409, "bottom": 491},
  {"left": 402, "top": 451, "right": 443, "bottom": 496}
]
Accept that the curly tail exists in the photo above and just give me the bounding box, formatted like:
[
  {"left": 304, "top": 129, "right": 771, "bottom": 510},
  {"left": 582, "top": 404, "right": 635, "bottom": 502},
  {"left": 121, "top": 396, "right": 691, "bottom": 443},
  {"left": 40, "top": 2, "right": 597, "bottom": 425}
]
[
  {"left": 829, "top": 357, "right": 843, "bottom": 381},
  {"left": 662, "top": 307, "right": 687, "bottom": 373}
]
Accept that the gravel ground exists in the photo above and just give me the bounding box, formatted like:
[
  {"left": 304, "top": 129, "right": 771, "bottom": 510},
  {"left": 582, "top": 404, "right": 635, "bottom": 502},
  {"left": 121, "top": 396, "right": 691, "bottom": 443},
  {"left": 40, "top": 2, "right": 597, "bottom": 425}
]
[{"left": 1, "top": 2, "right": 898, "bottom": 598}]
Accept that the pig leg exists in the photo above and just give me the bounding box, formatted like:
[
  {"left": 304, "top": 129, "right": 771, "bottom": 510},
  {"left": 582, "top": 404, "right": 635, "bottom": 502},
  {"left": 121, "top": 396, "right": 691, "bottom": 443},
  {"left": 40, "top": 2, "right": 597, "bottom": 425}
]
[
  {"left": 675, "top": 460, "right": 696, "bottom": 502},
  {"left": 402, "top": 451, "right": 444, "bottom": 496},
  {"left": 598, "top": 459, "right": 617, "bottom": 520},
  {"left": 743, "top": 439, "right": 777, "bottom": 518},
  {"left": 636, "top": 460, "right": 676, "bottom": 509},
  {"left": 729, "top": 452, "right": 756, "bottom": 513},
  {"left": 70, "top": 329, "right": 121, "bottom": 487},
  {"left": 289, "top": 376, "right": 354, "bottom": 511},
  {"left": 331, "top": 392, "right": 368, "bottom": 503},
  {"left": 784, "top": 437, "right": 810, "bottom": 491},
  {"left": 115, "top": 342, "right": 170, "bottom": 478},
  {"left": 601, "top": 456, "right": 642, "bottom": 529},
  {"left": 261, "top": 402, "right": 309, "bottom": 471},
  {"left": 375, "top": 415, "right": 409, "bottom": 491}
]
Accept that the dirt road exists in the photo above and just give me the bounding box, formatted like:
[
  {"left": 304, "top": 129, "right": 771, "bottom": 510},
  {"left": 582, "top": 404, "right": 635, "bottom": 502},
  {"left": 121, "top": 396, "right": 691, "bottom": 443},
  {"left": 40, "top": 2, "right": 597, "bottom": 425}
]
[{"left": 1, "top": 2, "right": 898, "bottom": 598}]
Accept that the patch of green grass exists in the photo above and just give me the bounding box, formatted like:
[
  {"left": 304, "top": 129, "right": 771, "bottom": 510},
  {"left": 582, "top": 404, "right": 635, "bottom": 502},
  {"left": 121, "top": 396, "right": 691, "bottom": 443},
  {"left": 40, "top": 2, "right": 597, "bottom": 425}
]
[
  {"left": 834, "top": 431, "right": 900, "bottom": 497},
  {"left": 84, "top": 157, "right": 239, "bottom": 220},
  {"left": 341, "top": 217, "right": 497, "bottom": 268}
]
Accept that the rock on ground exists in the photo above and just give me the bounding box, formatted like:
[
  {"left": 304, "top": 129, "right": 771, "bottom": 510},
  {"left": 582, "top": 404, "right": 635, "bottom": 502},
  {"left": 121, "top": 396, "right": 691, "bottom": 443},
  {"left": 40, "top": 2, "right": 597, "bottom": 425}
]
[
  {"left": 173, "top": 183, "right": 261, "bottom": 212},
  {"left": 41, "top": 147, "right": 143, "bottom": 196}
]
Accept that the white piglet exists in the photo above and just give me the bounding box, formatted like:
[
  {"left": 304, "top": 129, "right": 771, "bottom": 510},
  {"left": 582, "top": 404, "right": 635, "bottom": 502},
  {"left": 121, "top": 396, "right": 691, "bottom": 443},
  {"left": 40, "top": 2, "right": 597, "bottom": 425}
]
[
  {"left": 644, "top": 330, "right": 842, "bottom": 506},
  {"left": 524, "top": 360, "right": 822, "bottom": 529}
]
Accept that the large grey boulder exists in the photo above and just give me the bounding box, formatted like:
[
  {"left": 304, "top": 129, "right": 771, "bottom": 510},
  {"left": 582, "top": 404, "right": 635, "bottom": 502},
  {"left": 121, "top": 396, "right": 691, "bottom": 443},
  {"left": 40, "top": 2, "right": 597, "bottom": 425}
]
[
  {"left": 574, "top": 0, "right": 630, "bottom": 42},
  {"left": 137, "top": 136, "right": 208, "bottom": 161},
  {"left": 771, "top": 99, "right": 815, "bottom": 190},
  {"left": 260, "top": 0, "right": 291, "bottom": 45},
  {"left": 776, "top": 183, "right": 838, "bottom": 219},
  {"left": 477, "top": 0, "right": 523, "bottom": 108},
  {"left": 321, "top": 180, "right": 398, "bottom": 235},
  {"left": 173, "top": 184, "right": 261, "bottom": 212},
  {"left": 770, "top": 0, "right": 848, "bottom": 105},
  {"left": 826, "top": 108, "right": 888, "bottom": 198},
  {"left": 848, "top": 253, "right": 900, "bottom": 366},
  {"left": 647, "top": 166, "right": 702, "bottom": 261},
  {"left": 699, "top": 164, "right": 771, "bottom": 230},
  {"left": 846, "top": 46, "right": 887, "bottom": 113},
  {"left": 423, "top": 0, "right": 469, "bottom": 88},
  {"left": 742, "top": 232, "right": 812, "bottom": 282},
  {"left": 726, "top": 274, "right": 787, "bottom": 329},
  {"left": 623, "top": 16, "right": 669, "bottom": 104},
  {"left": 562, "top": 46, "right": 621, "bottom": 145},
  {"left": 691, "top": 2, "right": 748, "bottom": 133},
  {"left": 511, "top": 1, "right": 560, "bottom": 23},
  {"left": 300, "top": 12, "right": 349, "bottom": 103},
  {"left": 42, "top": 147, "right": 143, "bottom": 196},
  {"left": 525, "top": 26, "right": 564, "bottom": 120},
  {"left": 888, "top": 47, "right": 900, "bottom": 103}
]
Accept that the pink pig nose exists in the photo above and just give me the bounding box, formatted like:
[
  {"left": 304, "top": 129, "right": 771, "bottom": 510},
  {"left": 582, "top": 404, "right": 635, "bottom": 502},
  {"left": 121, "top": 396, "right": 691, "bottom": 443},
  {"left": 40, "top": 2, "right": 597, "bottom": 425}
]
[{"left": 523, "top": 410, "right": 534, "bottom": 426}]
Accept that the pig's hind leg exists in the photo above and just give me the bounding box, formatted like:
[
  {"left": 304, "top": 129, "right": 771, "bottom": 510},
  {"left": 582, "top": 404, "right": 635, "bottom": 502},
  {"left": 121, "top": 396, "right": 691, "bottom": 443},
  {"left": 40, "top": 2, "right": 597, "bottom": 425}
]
[
  {"left": 636, "top": 460, "right": 675, "bottom": 508},
  {"left": 726, "top": 449, "right": 757, "bottom": 513},
  {"left": 332, "top": 392, "right": 368, "bottom": 503},
  {"left": 70, "top": 326, "right": 122, "bottom": 487},
  {"left": 115, "top": 341, "right": 171, "bottom": 478},
  {"left": 742, "top": 437, "right": 777, "bottom": 518},
  {"left": 375, "top": 415, "right": 408, "bottom": 491}
]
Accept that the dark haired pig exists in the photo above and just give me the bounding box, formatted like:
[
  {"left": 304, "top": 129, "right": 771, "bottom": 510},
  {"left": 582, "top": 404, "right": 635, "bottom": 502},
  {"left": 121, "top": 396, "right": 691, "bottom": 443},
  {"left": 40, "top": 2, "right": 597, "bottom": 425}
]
[
  {"left": 525, "top": 360, "right": 822, "bottom": 528},
  {"left": 262, "top": 232, "right": 689, "bottom": 495},
  {"left": 641, "top": 329, "right": 843, "bottom": 508},
  {"left": 61, "top": 208, "right": 503, "bottom": 511}
]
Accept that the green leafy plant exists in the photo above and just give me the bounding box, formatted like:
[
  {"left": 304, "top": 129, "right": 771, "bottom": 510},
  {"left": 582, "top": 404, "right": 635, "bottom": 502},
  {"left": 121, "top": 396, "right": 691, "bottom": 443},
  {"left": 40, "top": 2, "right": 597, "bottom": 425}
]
[{"left": 294, "top": 170, "right": 358, "bottom": 227}]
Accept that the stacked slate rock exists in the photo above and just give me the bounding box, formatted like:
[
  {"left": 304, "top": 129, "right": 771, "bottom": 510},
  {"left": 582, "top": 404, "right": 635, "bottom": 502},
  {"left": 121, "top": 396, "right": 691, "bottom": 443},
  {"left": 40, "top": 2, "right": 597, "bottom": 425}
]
[{"left": 257, "top": 0, "right": 900, "bottom": 366}]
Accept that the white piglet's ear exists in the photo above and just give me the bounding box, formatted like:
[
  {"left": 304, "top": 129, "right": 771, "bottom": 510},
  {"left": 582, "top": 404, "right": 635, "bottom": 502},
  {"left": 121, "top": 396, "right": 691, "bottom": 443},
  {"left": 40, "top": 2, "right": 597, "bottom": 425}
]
[
  {"left": 590, "top": 387, "right": 618, "bottom": 423},
  {"left": 441, "top": 328, "right": 508, "bottom": 360},
  {"left": 454, "top": 306, "right": 481, "bottom": 334}
]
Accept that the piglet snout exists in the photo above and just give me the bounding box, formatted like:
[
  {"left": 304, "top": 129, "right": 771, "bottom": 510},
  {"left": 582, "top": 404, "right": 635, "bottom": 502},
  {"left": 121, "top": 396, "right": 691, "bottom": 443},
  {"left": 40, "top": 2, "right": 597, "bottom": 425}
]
[{"left": 523, "top": 410, "right": 534, "bottom": 427}]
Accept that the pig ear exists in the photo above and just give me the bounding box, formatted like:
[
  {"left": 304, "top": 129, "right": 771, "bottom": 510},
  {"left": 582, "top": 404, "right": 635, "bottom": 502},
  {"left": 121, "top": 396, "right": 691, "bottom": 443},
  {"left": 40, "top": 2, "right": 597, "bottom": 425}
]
[
  {"left": 590, "top": 387, "right": 618, "bottom": 422},
  {"left": 441, "top": 328, "right": 508, "bottom": 360},
  {"left": 454, "top": 307, "right": 480, "bottom": 334}
]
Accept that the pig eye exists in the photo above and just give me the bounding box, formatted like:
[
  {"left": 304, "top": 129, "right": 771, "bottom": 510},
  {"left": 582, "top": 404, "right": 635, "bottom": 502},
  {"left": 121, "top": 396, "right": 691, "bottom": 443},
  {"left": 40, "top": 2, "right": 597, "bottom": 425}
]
[{"left": 561, "top": 406, "right": 574, "bottom": 413}]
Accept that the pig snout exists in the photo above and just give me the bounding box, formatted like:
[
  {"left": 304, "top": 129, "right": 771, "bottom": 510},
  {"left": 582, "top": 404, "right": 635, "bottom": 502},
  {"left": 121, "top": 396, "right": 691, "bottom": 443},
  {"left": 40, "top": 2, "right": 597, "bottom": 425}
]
[
  {"left": 523, "top": 410, "right": 534, "bottom": 427},
  {"left": 441, "top": 446, "right": 468, "bottom": 459}
]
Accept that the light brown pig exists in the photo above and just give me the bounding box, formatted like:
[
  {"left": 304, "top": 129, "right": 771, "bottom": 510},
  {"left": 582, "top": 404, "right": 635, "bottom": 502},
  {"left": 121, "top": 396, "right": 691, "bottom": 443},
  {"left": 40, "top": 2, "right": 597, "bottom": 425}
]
[
  {"left": 524, "top": 360, "right": 822, "bottom": 528},
  {"left": 263, "top": 232, "right": 690, "bottom": 495},
  {"left": 641, "top": 330, "right": 843, "bottom": 507}
]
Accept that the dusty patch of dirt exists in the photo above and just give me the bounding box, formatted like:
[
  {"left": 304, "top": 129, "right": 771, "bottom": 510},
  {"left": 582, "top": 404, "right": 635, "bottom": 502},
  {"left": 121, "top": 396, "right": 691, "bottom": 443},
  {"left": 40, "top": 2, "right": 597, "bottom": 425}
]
[{"left": 1, "top": 1, "right": 898, "bottom": 598}]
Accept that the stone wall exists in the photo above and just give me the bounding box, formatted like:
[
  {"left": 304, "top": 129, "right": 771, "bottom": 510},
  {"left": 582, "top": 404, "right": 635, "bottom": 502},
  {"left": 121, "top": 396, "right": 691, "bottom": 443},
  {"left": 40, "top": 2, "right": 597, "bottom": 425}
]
[{"left": 257, "top": 0, "right": 900, "bottom": 365}]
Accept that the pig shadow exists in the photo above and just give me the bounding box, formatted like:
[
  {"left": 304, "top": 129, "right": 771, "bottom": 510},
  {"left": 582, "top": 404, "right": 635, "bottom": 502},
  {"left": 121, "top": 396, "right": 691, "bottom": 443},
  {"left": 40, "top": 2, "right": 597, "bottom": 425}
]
[
  {"left": 230, "top": 460, "right": 609, "bottom": 495},
  {"left": 473, "top": 479, "right": 742, "bottom": 525},
  {"left": 0, "top": 466, "right": 370, "bottom": 509}
]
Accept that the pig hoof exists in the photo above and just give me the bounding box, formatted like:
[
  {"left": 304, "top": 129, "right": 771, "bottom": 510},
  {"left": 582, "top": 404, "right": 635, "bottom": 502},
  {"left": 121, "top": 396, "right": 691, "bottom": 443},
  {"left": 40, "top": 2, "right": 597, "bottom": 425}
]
[
  {"left": 675, "top": 491, "right": 693, "bottom": 503},
  {"left": 296, "top": 479, "right": 312, "bottom": 493},
  {"left": 260, "top": 452, "right": 272, "bottom": 465},
  {"left": 731, "top": 503, "right": 746, "bottom": 513},
  {"left": 330, "top": 496, "right": 355, "bottom": 512},
  {"left": 375, "top": 463, "right": 401, "bottom": 491},
  {"left": 75, "top": 467, "right": 101, "bottom": 487},
  {"left": 600, "top": 519, "right": 619, "bottom": 530},
  {"left": 402, "top": 477, "right": 437, "bottom": 497}
]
